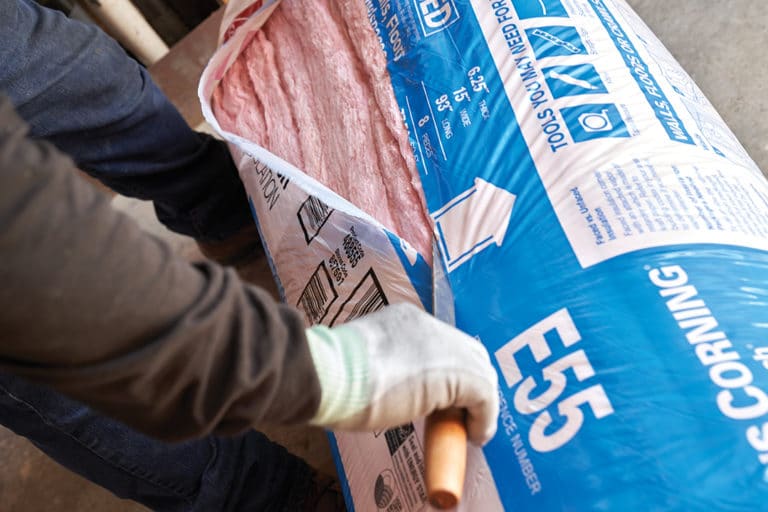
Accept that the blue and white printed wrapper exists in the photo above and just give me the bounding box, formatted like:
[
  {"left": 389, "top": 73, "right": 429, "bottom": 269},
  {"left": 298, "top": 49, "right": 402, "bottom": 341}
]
[{"left": 201, "top": 1, "right": 768, "bottom": 510}]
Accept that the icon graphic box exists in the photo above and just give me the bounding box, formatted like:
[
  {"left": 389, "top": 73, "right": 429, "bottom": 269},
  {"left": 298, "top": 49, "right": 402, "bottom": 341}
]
[
  {"left": 526, "top": 26, "right": 587, "bottom": 59},
  {"left": 560, "top": 103, "right": 630, "bottom": 142},
  {"left": 512, "top": 0, "right": 569, "bottom": 20},
  {"left": 543, "top": 64, "right": 608, "bottom": 98}
]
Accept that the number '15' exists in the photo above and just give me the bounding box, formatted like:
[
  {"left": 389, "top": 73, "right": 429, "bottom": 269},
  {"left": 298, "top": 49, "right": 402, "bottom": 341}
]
[{"left": 494, "top": 308, "right": 615, "bottom": 452}]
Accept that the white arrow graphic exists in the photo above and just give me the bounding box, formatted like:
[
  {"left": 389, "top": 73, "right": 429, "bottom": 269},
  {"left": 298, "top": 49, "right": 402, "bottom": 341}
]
[{"left": 431, "top": 177, "right": 516, "bottom": 272}]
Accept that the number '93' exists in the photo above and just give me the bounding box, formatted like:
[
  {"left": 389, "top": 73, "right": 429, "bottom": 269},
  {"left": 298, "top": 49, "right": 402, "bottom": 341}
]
[{"left": 494, "top": 308, "right": 615, "bottom": 452}]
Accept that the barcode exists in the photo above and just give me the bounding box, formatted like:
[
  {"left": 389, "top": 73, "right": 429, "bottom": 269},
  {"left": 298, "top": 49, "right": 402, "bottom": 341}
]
[
  {"left": 330, "top": 269, "right": 388, "bottom": 326},
  {"left": 298, "top": 195, "right": 333, "bottom": 244},
  {"left": 348, "top": 280, "right": 386, "bottom": 319},
  {"left": 384, "top": 423, "right": 415, "bottom": 456},
  {"left": 298, "top": 263, "right": 337, "bottom": 324}
]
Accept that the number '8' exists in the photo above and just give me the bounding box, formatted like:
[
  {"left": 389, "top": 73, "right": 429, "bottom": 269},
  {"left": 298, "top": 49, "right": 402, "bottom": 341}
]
[{"left": 494, "top": 308, "right": 615, "bottom": 452}]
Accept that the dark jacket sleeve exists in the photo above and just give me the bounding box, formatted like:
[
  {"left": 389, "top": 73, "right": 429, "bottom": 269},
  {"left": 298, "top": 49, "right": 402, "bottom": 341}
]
[{"left": 0, "top": 96, "right": 321, "bottom": 441}]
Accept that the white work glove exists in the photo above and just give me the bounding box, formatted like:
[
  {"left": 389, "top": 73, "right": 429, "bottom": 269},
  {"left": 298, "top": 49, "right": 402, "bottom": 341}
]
[{"left": 306, "top": 303, "right": 499, "bottom": 445}]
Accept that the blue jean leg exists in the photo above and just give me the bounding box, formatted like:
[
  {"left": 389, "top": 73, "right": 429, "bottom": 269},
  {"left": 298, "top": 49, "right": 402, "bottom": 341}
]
[
  {"left": 0, "top": 0, "right": 253, "bottom": 241},
  {"left": 0, "top": 373, "right": 314, "bottom": 511}
]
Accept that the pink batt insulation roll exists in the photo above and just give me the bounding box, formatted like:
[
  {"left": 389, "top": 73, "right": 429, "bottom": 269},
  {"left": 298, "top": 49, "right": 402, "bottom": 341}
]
[
  {"left": 204, "top": 1, "right": 768, "bottom": 510},
  {"left": 212, "top": 0, "right": 433, "bottom": 260}
]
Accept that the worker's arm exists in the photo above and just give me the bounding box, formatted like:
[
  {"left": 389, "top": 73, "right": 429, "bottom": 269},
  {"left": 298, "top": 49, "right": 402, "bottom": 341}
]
[
  {"left": 0, "top": 95, "right": 499, "bottom": 444},
  {"left": 0, "top": 95, "right": 321, "bottom": 440}
]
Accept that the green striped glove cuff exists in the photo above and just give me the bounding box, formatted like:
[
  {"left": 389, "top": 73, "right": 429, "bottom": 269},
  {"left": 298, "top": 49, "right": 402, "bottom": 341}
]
[{"left": 306, "top": 325, "right": 371, "bottom": 427}]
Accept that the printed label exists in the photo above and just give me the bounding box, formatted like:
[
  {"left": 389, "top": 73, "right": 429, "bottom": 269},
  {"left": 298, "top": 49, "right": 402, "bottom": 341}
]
[
  {"left": 297, "top": 262, "right": 338, "bottom": 324},
  {"left": 234, "top": 152, "right": 426, "bottom": 324},
  {"left": 329, "top": 268, "right": 389, "bottom": 326},
  {"left": 413, "top": 0, "right": 460, "bottom": 36},
  {"left": 298, "top": 195, "right": 334, "bottom": 244},
  {"left": 384, "top": 424, "right": 428, "bottom": 510},
  {"left": 470, "top": 0, "right": 768, "bottom": 266}
]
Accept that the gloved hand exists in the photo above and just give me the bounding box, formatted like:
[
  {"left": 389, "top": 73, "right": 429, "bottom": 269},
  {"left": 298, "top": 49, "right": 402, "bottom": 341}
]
[{"left": 306, "top": 303, "right": 499, "bottom": 445}]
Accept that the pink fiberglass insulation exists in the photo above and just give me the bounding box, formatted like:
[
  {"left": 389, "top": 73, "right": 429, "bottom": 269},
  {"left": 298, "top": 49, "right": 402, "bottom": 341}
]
[{"left": 212, "top": 0, "right": 433, "bottom": 260}]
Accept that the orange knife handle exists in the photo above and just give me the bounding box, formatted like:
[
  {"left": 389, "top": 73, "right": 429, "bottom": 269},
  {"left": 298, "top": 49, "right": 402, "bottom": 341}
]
[{"left": 425, "top": 407, "right": 467, "bottom": 509}]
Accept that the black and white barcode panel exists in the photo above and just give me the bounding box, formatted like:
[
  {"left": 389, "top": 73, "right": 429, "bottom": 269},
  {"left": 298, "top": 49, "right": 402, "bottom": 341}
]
[
  {"left": 298, "top": 195, "right": 334, "bottom": 244},
  {"left": 297, "top": 262, "right": 338, "bottom": 324},
  {"left": 330, "top": 269, "right": 389, "bottom": 326}
]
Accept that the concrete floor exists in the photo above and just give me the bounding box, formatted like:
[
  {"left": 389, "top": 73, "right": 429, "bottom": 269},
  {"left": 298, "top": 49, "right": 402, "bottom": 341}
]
[{"left": 1, "top": 1, "right": 766, "bottom": 511}]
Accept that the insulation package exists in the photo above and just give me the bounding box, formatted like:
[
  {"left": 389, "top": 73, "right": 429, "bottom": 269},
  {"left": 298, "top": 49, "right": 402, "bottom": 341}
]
[{"left": 200, "top": 0, "right": 768, "bottom": 510}]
